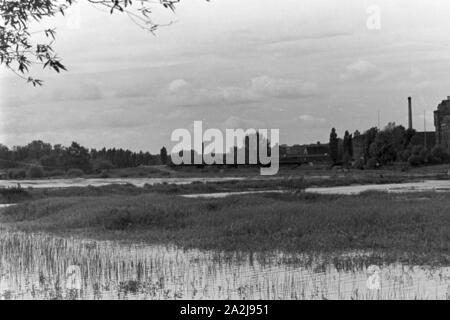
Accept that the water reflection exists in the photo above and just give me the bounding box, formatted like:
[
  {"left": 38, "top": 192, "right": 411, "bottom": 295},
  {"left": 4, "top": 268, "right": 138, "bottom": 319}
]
[
  {"left": 0, "top": 177, "right": 245, "bottom": 189},
  {"left": 306, "top": 179, "right": 450, "bottom": 195},
  {"left": 0, "top": 230, "right": 449, "bottom": 300},
  {"left": 182, "top": 190, "right": 286, "bottom": 199},
  {"left": 182, "top": 179, "right": 450, "bottom": 198}
]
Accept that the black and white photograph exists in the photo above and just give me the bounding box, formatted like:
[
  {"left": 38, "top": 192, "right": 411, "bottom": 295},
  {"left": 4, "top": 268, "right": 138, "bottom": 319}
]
[{"left": 1, "top": 0, "right": 450, "bottom": 306}]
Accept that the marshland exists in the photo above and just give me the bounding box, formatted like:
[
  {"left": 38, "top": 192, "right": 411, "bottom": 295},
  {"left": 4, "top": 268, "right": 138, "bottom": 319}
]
[
  {"left": 4, "top": 0, "right": 450, "bottom": 303},
  {"left": 1, "top": 169, "right": 450, "bottom": 300}
]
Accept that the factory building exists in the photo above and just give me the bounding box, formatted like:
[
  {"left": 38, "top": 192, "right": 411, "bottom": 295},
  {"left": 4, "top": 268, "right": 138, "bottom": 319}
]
[{"left": 434, "top": 96, "right": 450, "bottom": 150}]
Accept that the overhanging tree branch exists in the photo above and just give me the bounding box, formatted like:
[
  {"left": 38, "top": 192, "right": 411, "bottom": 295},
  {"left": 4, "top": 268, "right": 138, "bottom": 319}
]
[{"left": 0, "top": 0, "right": 182, "bottom": 85}]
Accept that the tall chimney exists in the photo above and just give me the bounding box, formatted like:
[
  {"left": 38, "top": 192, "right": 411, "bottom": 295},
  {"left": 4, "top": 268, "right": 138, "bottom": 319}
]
[{"left": 408, "top": 97, "right": 413, "bottom": 130}]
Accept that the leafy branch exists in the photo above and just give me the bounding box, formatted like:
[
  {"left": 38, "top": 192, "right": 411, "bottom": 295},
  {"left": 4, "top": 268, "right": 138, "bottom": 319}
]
[{"left": 0, "top": 0, "right": 182, "bottom": 85}]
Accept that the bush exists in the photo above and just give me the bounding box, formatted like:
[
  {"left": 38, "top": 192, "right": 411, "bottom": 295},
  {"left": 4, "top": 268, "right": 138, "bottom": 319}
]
[
  {"left": 27, "top": 166, "right": 44, "bottom": 178},
  {"left": 92, "top": 159, "right": 114, "bottom": 173},
  {"left": 0, "top": 186, "right": 29, "bottom": 202},
  {"left": 342, "top": 153, "right": 352, "bottom": 167},
  {"left": 7, "top": 169, "right": 27, "bottom": 179},
  {"left": 353, "top": 159, "right": 365, "bottom": 170},
  {"left": 45, "top": 169, "right": 65, "bottom": 177},
  {"left": 411, "top": 145, "right": 424, "bottom": 156},
  {"left": 99, "top": 170, "right": 110, "bottom": 179},
  {"left": 408, "top": 154, "right": 424, "bottom": 166},
  {"left": 40, "top": 154, "right": 59, "bottom": 168},
  {"left": 431, "top": 145, "right": 450, "bottom": 164},
  {"left": 104, "top": 208, "right": 133, "bottom": 230},
  {"left": 66, "top": 168, "right": 85, "bottom": 178},
  {"left": 365, "top": 158, "right": 379, "bottom": 169},
  {"left": 422, "top": 150, "right": 433, "bottom": 164},
  {"left": 398, "top": 149, "right": 411, "bottom": 162}
]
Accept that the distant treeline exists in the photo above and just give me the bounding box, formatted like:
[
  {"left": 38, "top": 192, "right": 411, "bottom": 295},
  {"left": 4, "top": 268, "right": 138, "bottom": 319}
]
[
  {"left": 329, "top": 122, "right": 450, "bottom": 168},
  {"left": 0, "top": 141, "right": 165, "bottom": 177}
]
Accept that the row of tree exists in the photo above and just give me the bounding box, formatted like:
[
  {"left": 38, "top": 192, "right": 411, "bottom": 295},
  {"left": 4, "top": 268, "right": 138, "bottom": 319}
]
[
  {"left": 329, "top": 123, "right": 450, "bottom": 167},
  {"left": 0, "top": 141, "right": 168, "bottom": 173},
  {"left": 0, "top": 132, "right": 272, "bottom": 175}
]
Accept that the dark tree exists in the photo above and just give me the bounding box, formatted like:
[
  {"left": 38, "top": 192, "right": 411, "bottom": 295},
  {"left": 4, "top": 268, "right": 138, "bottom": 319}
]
[
  {"left": 404, "top": 128, "right": 417, "bottom": 148},
  {"left": 343, "top": 131, "right": 351, "bottom": 156},
  {"left": 160, "top": 147, "right": 168, "bottom": 165},
  {"left": 0, "top": 139, "right": 161, "bottom": 172},
  {"left": 329, "top": 128, "right": 339, "bottom": 164},
  {"left": 343, "top": 131, "right": 350, "bottom": 154},
  {"left": 363, "top": 127, "right": 379, "bottom": 160},
  {"left": 64, "top": 142, "right": 92, "bottom": 173},
  {"left": 342, "top": 130, "right": 354, "bottom": 166},
  {"left": 367, "top": 124, "right": 411, "bottom": 165}
]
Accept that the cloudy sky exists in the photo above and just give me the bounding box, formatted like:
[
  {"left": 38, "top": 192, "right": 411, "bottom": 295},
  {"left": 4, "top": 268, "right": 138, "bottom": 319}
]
[{"left": 2, "top": 0, "right": 450, "bottom": 152}]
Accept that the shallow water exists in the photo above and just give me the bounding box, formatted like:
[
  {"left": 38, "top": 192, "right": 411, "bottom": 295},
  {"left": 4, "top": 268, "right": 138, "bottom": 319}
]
[
  {"left": 0, "top": 177, "right": 245, "bottom": 189},
  {"left": 4, "top": 177, "right": 450, "bottom": 197},
  {"left": 182, "top": 180, "right": 450, "bottom": 198},
  {"left": 0, "top": 204, "right": 15, "bottom": 209},
  {"left": 182, "top": 190, "right": 286, "bottom": 199},
  {"left": 306, "top": 179, "right": 450, "bottom": 195},
  {"left": 0, "top": 230, "right": 448, "bottom": 300}
]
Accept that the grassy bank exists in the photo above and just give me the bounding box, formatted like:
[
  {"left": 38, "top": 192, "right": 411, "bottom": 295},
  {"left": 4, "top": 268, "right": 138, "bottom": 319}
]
[
  {"left": 1, "top": 191, "right": 449, "bottom": 266},
  {"left": 3, "top": 163, "right": 450, "bottom": 181}
]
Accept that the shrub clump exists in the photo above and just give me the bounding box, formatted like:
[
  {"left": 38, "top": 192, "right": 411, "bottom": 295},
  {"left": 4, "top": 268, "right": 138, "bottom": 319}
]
[
  {"left": 45, "top": 169, "right": 65, "bottom": 177},
  {"left": 7, "top": 169, "right": 27, "bottom": 179},
  {"left": 408, "top": 154, "right": 423, "bottom": 166},
  {"left": 365, "top": 158, "right": 379, "bottom": 169},
  {"left": 431, "top": 145, "right": 450, "bottom": 164},
  {"left": 353, "top": 159, "right": 365, "bottom": 170},
  {"left": 66, "top": 168, "right": 85, "bottom": 178},
  {"left": 92, "top": 159, "right": 114, "bottom": 173},
  {"left": 27, "top": 166, "right": 44, "bottom": 179},
  {"left": 0, "top": 186, "right": 30, "bottom": 202}
]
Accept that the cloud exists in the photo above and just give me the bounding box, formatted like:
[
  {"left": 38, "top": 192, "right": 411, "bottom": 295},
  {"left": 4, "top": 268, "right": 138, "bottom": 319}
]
[
  {"left": 1, "top": 96, "right": 159, "bottom": 138},
  {"left": 250, "top": 76, "right": 318, "bottom": 99},
  {"left": 51, "top": 82, "right": 103, "bottom": 101},
  {"left": 164, "top": 76, "right": 319, "bottom": 107},
  {"left": 168, "top": 79, "right": 189, "bottom": 93},
  {"left": 340, "top": 59, "right": 381, "bottom": 81},
  {"left": 261, "top": 31, "right": 353, "bottom": 47},
  {"left": 223, "top": 116, "right": 267, "bottom": 130},
  {"left": 297, "top": 114, "right": 328, "bottom": 128}
]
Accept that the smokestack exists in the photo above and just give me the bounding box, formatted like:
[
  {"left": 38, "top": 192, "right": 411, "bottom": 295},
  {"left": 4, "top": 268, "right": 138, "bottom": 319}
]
[{"left": 408, "top": 97, "right": 413, "bottom": 130}]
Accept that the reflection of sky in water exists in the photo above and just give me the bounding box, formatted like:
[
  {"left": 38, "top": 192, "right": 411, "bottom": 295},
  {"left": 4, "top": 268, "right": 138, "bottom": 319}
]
[
  {"left": 0, "top": 177, "right": 245, "bottom": 189},
  {"left": 0, "top": 230, "right": 449, "bottom": 300},
  {"left": 307, "top": 180, "right": 450, "bottom": 195},
  {"left": 2, "top": 178, "right": 450, "bottom": 197}
]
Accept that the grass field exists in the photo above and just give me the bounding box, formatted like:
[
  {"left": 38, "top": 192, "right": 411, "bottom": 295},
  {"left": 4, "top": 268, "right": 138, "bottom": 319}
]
[
  {"left": 3, "top": 162, "right": 450, "bottom": 180},
  {"left": 1, "top": 190, "right": 449, "bottom": 266}
]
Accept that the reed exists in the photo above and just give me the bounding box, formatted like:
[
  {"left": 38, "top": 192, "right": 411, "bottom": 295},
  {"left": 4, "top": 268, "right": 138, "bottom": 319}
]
[{"left": 0, "top": 230, "right": 448, "bottom": 300}]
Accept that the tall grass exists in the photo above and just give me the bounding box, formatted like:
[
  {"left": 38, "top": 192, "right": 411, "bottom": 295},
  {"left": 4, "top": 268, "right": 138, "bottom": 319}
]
[
  {"left": 0, "top": 186, "right": 30, "bottom": 203},
  {"left": 2, "top": 230, "right": 448, "bottom": 300},
  {"left": 2, "top": 191, "right": 450, "bottom": 265}
]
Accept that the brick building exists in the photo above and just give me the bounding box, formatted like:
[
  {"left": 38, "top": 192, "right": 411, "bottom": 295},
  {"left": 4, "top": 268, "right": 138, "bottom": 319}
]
[{"left": 434, "top": 96, "right": 450, "bottom": 150}]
